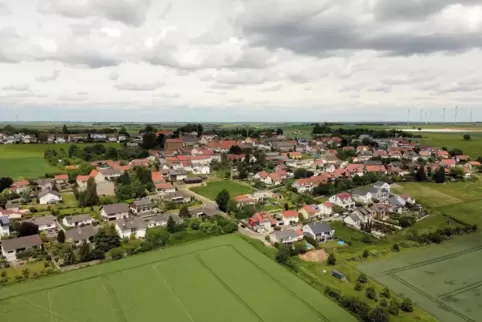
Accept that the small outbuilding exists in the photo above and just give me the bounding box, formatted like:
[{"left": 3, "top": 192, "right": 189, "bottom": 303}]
[
  {"left": 183, "top": 177, "right": 203, "bottom": 184},
  {"left": 332, "top": 270, "right": 346, "bottom": 281}
]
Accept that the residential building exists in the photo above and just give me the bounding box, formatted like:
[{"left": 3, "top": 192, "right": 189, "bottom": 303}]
[
  {"left": 249, "top": 212, "right": 277, "bottom": 233},
  {"left": 100, "top": 203, "right": 130, "bottom": 221},
  {"left": 23, "top": 215, "right": 57, "bottom": 233},
  {"left": 329, "top": 192, "right": 355, "bottom": 209},
  {"left": 96, "top": 181, "right": 115, "bottom": 197},
  {"left": 280, "top": 210, "right": 299, "bottom": 225},
  {"left": 151, "top": 171, "right": 166, "bottom": 184},
  {"left": 299, "top": 205, "right": 319, "bottom": 219},
  {"left": 351, "top": 189, "right": 372, "bottom": 204},
  {"left": 318, "top": 201, "right": 334, "bottom": 216},
  {"left": 145, "top": 213, "right": 183, "bottom": 228},
  {"left": 65, "top": 226, "right": 98, "bottom": 246},
  {"left": 95, "top": 168, "right": 123, "bottom": 182},
  {"left": 369, "top": 181, "right": 391, "bottom": 200},
  {"left": 130, "top": 198, "right": 153, "bottom": 214},
  {"left": 62, "top": 214, "right": 94, "bottom": 227},
  {"left": 155, "top": 183, "right": 176, "bottom": 194},
  {"left": 10, "top": 180, "right": 30, "bottom": 194},
  {"left": 165, "top": 191, "right": 192, "bottom": 204},
  {"left": 303, "top": 222, "right": 335, "bottom": 242},
  {"left": 0, "top": 215, "right": 10, "bottom": 237},
  {"left": 344, "top": 208, "right": 372, "bottom": 229},
  {"left": 114, "top": 217, "right": 147, "bottom": 239},
  {"left": 54, "top": 174, "right": 69, "bottom": 185},
  {"left": 38, "top": 190, "right": 62, "bottom": 205},
  {"left": 165, "top": 138, "right": 184, "bottom": 151},
  {"left": 1, "top": 235, "right": 43, "bottom": 261},
  {"left": 270, "top": 229, "right": 303, "bottom": 244}
]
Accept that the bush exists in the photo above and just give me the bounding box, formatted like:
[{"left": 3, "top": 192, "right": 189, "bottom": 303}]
[
  {"left": 0, "top": 270, "right": 6, "bottom": 278},
  {"left": 324, "top": 286, "right": 342, "bottom": 300},
  {"left": 358, "top": 273, "right": 368, "bottom": 283},
  {"left": 389, "top": 300, "right": 400, "bottom": 315},
  {"left": 380, "top": 299, "right": 388, "bottom": 307},
  {"left": 264, "top": 235, "right": 270, "bottom": 242},
  {"left": 392, "top": 244, "right": 400, "bottom": 252},
  {"left": 355, "top": 282, "right": 363, "bottom": 292},
  {"left": 382, "top": 286, "right": 391, "bottom": 298},
  {"left": 110, "top": 248, "right": 124, "bottom": 260},
  {"left": 400, "top": 298, "right": 414, "bottom": 312},
  {"left": 362, "top": 249, "right": 369, "bottom": 258},
  {"left": 368, "top": 307, "right": 389, "bottom": 322},
  {"left": 327, "top": 253, "right": 336, "bottom": 265},
  {"left": 365, "top": 286, "right": 378, "bottom": 301}
]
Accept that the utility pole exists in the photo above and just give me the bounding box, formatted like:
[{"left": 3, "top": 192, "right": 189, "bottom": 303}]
[{"left": 407, "top": 109, "right": 411, "bottom": 126}]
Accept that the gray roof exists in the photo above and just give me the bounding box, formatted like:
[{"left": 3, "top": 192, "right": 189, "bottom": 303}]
[
  {"left": 389, "top": 196, "right": 406, "bottom": 207},
  {"left": 99, "top": 168, "right": 122, "bottom": 176},
  {"left": 373, "top": 181, "right": 388, "bottom": 189},
  {"left": 65, "top": 226, "right": 98, "bottom": 242},
  {"left": 166, "top": 191, "right": 192, "bottom": 200},
  {"left": 24, "top": 215, "right": 56, "bottom": 226},
  {"left": 351, "top": 189, "right": 369, "bottom": 197},
  {"left": 132, "top": 198, "right": 152, "bottom": 207},
  {"left": 272, "top": 229, "right": 299, "bottom": 239},
  {"left": 96, "top": 182, "right": 115, "bottom": 196},
  {"left": 181, "top": 136, "right": 199, "bottom": 143},
  {"left": 102, "top": 203, "right": 130, "bottom": 215},
  {"left": 189, "top": 207, "right": 219, "bottom": 217},
  {"left": 147, "top": 213, "right": 183, "bottom": 225},
  {"left": 306, "top": 222, "right": 332, "bottom": 234},
  {"left": 0, "top": 215, "right": 9, "bottom": 226},
  {"left": 1, "top": 234, "right": 42, "bottom": 252},
  {"left": 169, "top": 170, "right": 187, "bottom": 176},
  {"left": 115, "top": 217, "right": 146, "bottom": 230},
  {"left": 368, "top": 187, "right": 379, "bottom": 195},
  {"left": 64, "top": 214, "right": 93, "bottom": 225},
  {"left": 38, "top": 190, "right": 61, "bottom": 198},
  {"left": 272, "top": 141, "right": 295, "bottom": 148}
]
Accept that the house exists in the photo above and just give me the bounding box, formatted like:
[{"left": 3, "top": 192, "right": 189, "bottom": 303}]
[
  {"left": 165, "top": 191, "right": 192, "bottom": 204},
  {"left": 76, "top": 175, "right": 91, "bottom": 190},
  {"left": 270, "top": 229, "right": 303, "bottom": 244},
  {"left": 95, "top": 168, "right": 123, "bottom": 182},
  {"left": 344, "top": 208, "right": 372, "bottom": 229},
  {"left": 10, "top": 180, "right": 30, "bottom": 194},
  {"left": 23, "top": 215, "right": 57, "bottom": 233},
  {"left": 100, "top": 203, "right": 130, "bottom": 221},
  {"left": 54, "top": 174, "right": 69, "bottom": 185},
  {"left": 280, "top": 210, "right": 299, "bottom": 225},
  {"left": 441, "top": 159, "right": 456, "bottom": 168},
  {"left": 0, "top": 215, "right": 10, "bottom": 237},
  {"left": 234, "top": 195, "right": 257, "bottom": 206},
  {"left": 1, "top": 234, "right": 43, "bottom": 261},
  {"left": 299, "top": 205, "right": 319, "bottom": 219},
  {"left": 114, "top": 217, "right": 147, "bottom": 239},
  {"left": 351, "top": 189, "right": 372, "bottom": 204},
  {"left": 303, "top": 222, "right": 335, "bottom": 242},
  {"left": 183, "top": 177, "right": 203, "bottom": 184},
  {"left": 369, "top": 204, "right": 391, "bottom": 219},
  {"left": 169, "top": 170, "right": 187, "bottom": 182},
  {"left": 145, "top": 213, "right": 183, "bottom": 228},
  {"left": 151, "top": 171, "right": 166, "bottom": 184},
  {"left": 188, "top": 207, "right": 219, "bottom": 217},
  {"left": 271, "top": 141, "right": 296, "bottom": 152},
  {"left": 329, "top": 192, "right": 355, "bottom": 209},
  {"left": 62, "top": 214, "right": 94, "bottom": 227},
  {"left": 437, "top": 150, "right": 449, "bottom": 159},
  {"left": 34, "top": 178, "right": 55, "bottom": 192},
  {"left": 388, "top": 195, "right": 407, "bottom": 210},
  {"left": 249, "top": 212, "right": 277, "bottom": 233},
  {"left": 130, "top": 198, "right": 153, "bottom": 214},
  {"left": 65, "top": 226, "right": 98, "bottom": 246},
  {"left": 165, "top": 138, "right": 184, "bottom": 151},
  {"left": 318, "top": 201, "right": 334, "bottom": 216},
  {"left": 369, "top": 181, "right": 390, "bottom": 200},
  {"left": 38, "top": 190, "right": 62, "bottom": 205},
  {"left": 156, "top": 183, "right": 177, "bottom": 194}
]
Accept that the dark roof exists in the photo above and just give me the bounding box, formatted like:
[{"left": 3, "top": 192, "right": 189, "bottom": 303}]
[
  {"left": 181, "top": 136, "right": 199, "bottom": 143},
  {"left": 64, "top": 214, "right": 93, "bottom": 225},
  {"left": 102, "top": 203, "right": 130, "bottom": 215},
  {"left": 65, "top": 226, "right": 98, "bottom": 242},
  {"left": 99, "top": 168, "right": 122, "bottom": 176},
  {"left": 24, "top": 215, "right": 56, "bottom": 226},
  {"left": 272, "top": 229, "right": 299, "bottom": 239},
  {"left": 132, "top": 198, "right": 152, "bottom": 207},
  {"left": 147, "top": 213, "right": 183, "bottom": 225},
  {"left": 114, "top": 217, "right": 146, "bottom": 230},
  {"left": 189, "top": 207, "right": 219, "bottom": 217},
  {"left": 1, "top": 235, "right": 42, "bottom": 251},
  {"left": 306, "top": 222, "right": 332, "bottom": 234}
]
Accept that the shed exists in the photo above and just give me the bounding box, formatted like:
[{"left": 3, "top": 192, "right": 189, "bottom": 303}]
[
  {"left": 332, "top": 270, "right": 346, "bottom": 280},
  {"left": 183, "top": 177, "right": 203, "bottom": 184}
]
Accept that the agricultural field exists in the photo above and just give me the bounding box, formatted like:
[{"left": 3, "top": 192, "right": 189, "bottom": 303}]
[
  {"left": 419, "top": 132, "right": 482, "bottom": 158},
  {"left": 0, "top": 235, "right": 355, "bottom": 322},
  {"left": 0, "top": 143, "right": 120, "bottom": 179},
  {"left": 360, "top": 233, "right": 482, "bottom": 322},
  {"left": 190, "top": 180, "right": 255, "bottom": 200}
]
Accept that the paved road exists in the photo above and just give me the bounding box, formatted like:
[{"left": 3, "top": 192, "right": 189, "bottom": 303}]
[
  {"left": 238, "top": 225, "right": 273, "bottom": 248},
  {"left": 175, "top": 184, "right": 221, "bottom": 213}
]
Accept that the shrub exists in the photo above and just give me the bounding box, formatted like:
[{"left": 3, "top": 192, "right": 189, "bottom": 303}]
[
  {"left": 264, "top": 235, "right": 270, "bottom": 242},
  {"left": 389, "top": 300, "right": 400, "bottom": 315},
  {"left": 324, "top": 287, "right": 342, "bottom": 300},
  {"left": 0, "top": 270, "right": 6, "bottom": 278},
  {"left": 392, "top": 243, "right": 400, "bottom": 252},
  {"left": 380, "top": 299, "right": 388, "bottom": 307},
  {"left": 358, "top": 273, "right": 368, "bottom": 284},
  {"left": 362, "top": 249, "right": 369, "bottom": 258},
  {"left": 400, "top": 298, "right": 414, "bottom": 312},
  {"left": 355, "top": 282, "right": 363, "bottom": 292},
  {"left": 368, "top": 307, "right": 389, "bottom": 322},
  {"left": 110, "top": 248, "right": 124, "bottom": 260},
  {"left": 327, "top": 253, "right": 336, "bottom": 265},
  {"left": 365, "top": 286, "right": 378, "bottom": 301},
  {"left": 382, "top": 286, "right": 391, "bottom": 298}
]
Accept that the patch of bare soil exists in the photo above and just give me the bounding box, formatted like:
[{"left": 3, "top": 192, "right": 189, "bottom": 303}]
[{"left": 299, "top": 249, "right": 328, "bottom": 262}]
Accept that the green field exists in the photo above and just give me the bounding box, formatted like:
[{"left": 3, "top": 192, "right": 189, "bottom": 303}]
[
  {"left": 360, "top": 233, "right": 482, "bottom": 322},
  {"left": 0, "top": 143, "right": 121, "bottom": 179},
  {"left": 419, "top": 132, "right": 482, "bottom": 158},
  {"left": 0, "top": 235, "right": 355, "bottom": 322},
  {"left": 191, "top": 180, "right": 255, "bottom": 200}
]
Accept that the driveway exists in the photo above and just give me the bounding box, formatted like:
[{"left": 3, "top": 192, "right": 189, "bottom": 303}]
[
  {"left": 175, "top": 184, "right": 223, "bottom": 214},
  {"left": 238, "top": 225, "right": 273, "bottom": 248}
]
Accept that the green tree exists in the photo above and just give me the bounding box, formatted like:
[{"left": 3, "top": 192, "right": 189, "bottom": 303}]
[
  {"left": 275, "top": 244, "right": 291, "bottom": 264},
  {"left": 434, "top": 166, "right": 446, "bottom": 184},
  {"left": 355, "top": 282, "right": 363, "bottom": 291},
  {"left": 57, "top": 230, "right": 65, "bottom": 243},
  {"left": 362, "top": 249, "right": 369, "bottom": 258},
  {"left": 415, "top": 166, "right": 427, "bottom": 181},
  {"left": 358, "top": 273, "right": 368, "bottom": 283},
  {"left": 367, "top": 307, "right": 389, "bottom": 322},
  {"left": 167, "top": 216, "right": 177, "bottom": 233},
  {"left": 105, "top": 147, "right": 118, "bottom": 160},
  {"left": 80, "top": 177, "right": 99, "bottom": 206},
  {"left": 141, "top": 132, "right": 158, "bottom": 149},
  {"left": 463, "top": 134, "right": 471, "bottom": 141},
  {"left": 382, "top": 287, "right": 391, "bottom": 299},
  {"left": 392, "top": 243, "right": 400, "bottom": 252},
  {"left": 400, "top": 298, "right": 414, "bottom": 312},
  {"left": 94, "top": 224, "right": 121, "bottom": 253},
  {"left": 78, "top": 241, "right": 91, "bottom": 262},
  {"left": 68, "top": 144, "right": 78, "bottom": 158},
  {"left": 146, "top": 227, "right": 170, "bottom": 247},
  {"left": 22, "top": 268, "right": 30, "bottom": 279},
  {"left": 366, "top": 286, "right": 378, "bottom": 301},
  {"left": 110, "top": 248, "right": 124, "bottom": 260},
  {"left": 18, "top": 222, "right": 39, "bottom": 237},
  {"left": 62, "top": 124, "right": 69, "bottom": 134},
  {"left": 226, "top": 199, "right": 238, "bottom": 214},
  {"left": 327, "top": 253, "right": 336, "bottom": 265},
  {"left": 179, "top": 205, "right": 191, "bottom": 218},
  {"left": 215, "top": 189, "right": 231, "bottom": 212},
  {"left": 388, "top": 301, "right": 399, "bottom": 315}
]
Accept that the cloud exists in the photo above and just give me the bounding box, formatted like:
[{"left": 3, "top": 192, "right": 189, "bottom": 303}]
[
  {"left": 109, "top": 70, "right": 120, "bottom": 80},
  {"left": 0, "top": 2, "right": 11, "bottom": 16},
  {"left": 114, "top": 81, "right": 164, "bottom": 91},
  {"left": 2, "top": 84, "right": 30, "bottom": 91},
  {"left": 38, "top": 0, "right": 153, "bottom": 27},
  {"left": 36, "top": 69, "right": 60, "bottom": 82}
]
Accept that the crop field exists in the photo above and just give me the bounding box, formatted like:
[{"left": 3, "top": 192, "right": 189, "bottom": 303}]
[
  {"left": 360, "top": 233, "right": 482, "bottom": 322},
  {"left": 0, "top": 143, "right": 120, "bottom": 179},
  {"left": 419, "top": 132, "right": 482, "bottom": 158},
  {"left": 191, "top": 180, "right": 255, "bottom": 200},
  {"left": 0, "top": 235, "right": 355, "bottom": 322}
]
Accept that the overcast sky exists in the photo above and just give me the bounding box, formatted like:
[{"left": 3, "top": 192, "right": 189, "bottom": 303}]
[{"left": 1, "top": 0, "right": 482, "bottom": 122}]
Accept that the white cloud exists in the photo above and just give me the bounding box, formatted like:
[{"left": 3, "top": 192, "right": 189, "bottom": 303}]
[{"left": 0, "top": 0, "right": 482, "bottom": 121}]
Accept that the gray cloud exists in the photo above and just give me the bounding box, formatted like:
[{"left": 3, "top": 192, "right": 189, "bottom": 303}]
[
  {"left": 114, "top": 81, "right": 164, "bottom": 91},
  {"left": 0, "top": 2, "right": 11, "bottom": 16},
  {"left": 2, "top": 84, "right": 30, "bottom": 91},
  {"left": 36, "top": 69, "right": 60, "bottom": 82},
  {"left": 38, "top": 0, "right": 152, "bottom": 27}
]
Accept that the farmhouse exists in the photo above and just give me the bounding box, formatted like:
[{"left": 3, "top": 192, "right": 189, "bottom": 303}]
[
  {"left": 38, "top": 190, "right": 62, "bottom": 205},
  {"left": 114, "top": 217, "right": 147, "bottom": 239},
  {"left": 280, "top": 210, "right": 299, "bottom": 225},
  {"left": 65, "top": 226, "right": 98, "bottom": 246},
  {"left": 303, "top": 222, "right": 335, "bottom": 242},
  {"left": 62, "top": 214, "right": 94, "bottom": 227},
  {"left": 1, "top": 234, "right": 42, "bottom": 261},
  {"left": 100, "top": 203, "right": 130, "bottom": 221}
]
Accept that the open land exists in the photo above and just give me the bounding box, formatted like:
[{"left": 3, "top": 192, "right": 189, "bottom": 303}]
[
  {"left": 0, "top": 235, "right": 355, "bottom": 322},
  {"left": 190, "top": 180, "right": 255, "bottom": 200},
  {"left": 360, "top": 233, "right": 482, "bottom": 322},
  {"left": 0, "top": 143, "right": 121, "bottom": 179}
]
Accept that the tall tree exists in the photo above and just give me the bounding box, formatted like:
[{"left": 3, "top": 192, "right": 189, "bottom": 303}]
[
  {"left": 434, "top": 166, "right": 446, "bottom": 184},
  {"left": 78, "top": 241, "right": 91, "bottom": 262},
  {"left": 0, "top": 177, "right": 13, "bottom": 192},
  {"left": 62, "top": 124, "right": 70, "bottom": 134},
  {"left": 215, "top": 189, "right": 231, "bottom": 212},
  {"left": 18, "top": 222, "right": 39, "bottom": 237},
  {"left": 57, "top": 230, "right": 66, "bottom": 243},
  {"left": 94, "top": 224, "right": 121, "bottom": 253},
  {"left": 179, "top": 205, "right": 191, "bottom": 218},
  {"left": 80, "top": 178, "right": 99, "bottom": 206},
  {"left": 415, "top": 166, "right": 427, "bottom": 182},
  {"left": 167, "top": 216, "right": 177, "bottom": 233},
  {"left": 141, "top": 132, "right": 157, "bottom": 149}
]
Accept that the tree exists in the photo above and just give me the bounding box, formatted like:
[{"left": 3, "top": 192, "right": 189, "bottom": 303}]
[
  {"left": 167, "top": 216, "right": 177, "bottom": 233},
  {"left": 293, "top": 241, "right": 307, "bottom": 254},
  {"left": 179, "top": 205, "right": 191, "bottom": 218},
  {"left": 358, "top": 273, "right": 368, "bottom": 283},
  {"left": 276, "top": 128, "right": 283, "bottom": 135},
  {"left": 294, "top": 168, "right": 314, "bottom": 179},
  {"left": 463, "top": 134, "right": 471, "bottom": 141},
  {"left": 382, "top": 287, "right": 391, "bottom": 299},
  {"left": 392, "top": 243, "right": 400, "bottom": 252},
  {"left": 146, "top": 227, "right": 170, "bottom": 247},
  {"left": 57, "top": 230, "right": 66, "bottom": 243},
  {"left": 68, "top": 144, "right": 78, "bottom": 158},
  {"left": 141, "top": 132, "right": 158, "bottom": 149},
  {"left": 362, "top": 249, "right": 370, "bottom": 258},
  {"left": 229, "top": 145, "right": 243, "bottom": 154},
  {"left": 22, "top": 268, "right": 30, "bottom": 279},
  {"left": 94, "top": 224, "right": 121, "bottom": 253},
  {"left": 400, "top": 298, "right": 414, "bottom": 312},
  {"left": 105, "top": 147, "right": 118, "bottom": 160},
  {"left": 367, "top": 307, "right": 389, "bottom": 322},
  {"left": 80, "top": 178, "right": 99, "bottom": 206},
  {"left": 434, "top": 166, "right": 446, "bottom": 184},
  {"left": 18, "top": 222, "right": 39, "bottom": 237},
  {"left": 355, "top": 282, "right": 363, "bottom": 291},
  {"left": 62, "top": 124, "right": 69, "bottom": 134},
  {"left": 275, "top": 244, "right": 291, "bottom": 264},
  {"left": 226, "top": 199, "right": 238, "bottom": 214},
  {"left": 366, "top": 286, "right": 378, "bottom": 301},
  {"left": 327, "top": 253, "right": 336, "bottom": 265},
  {"left": 415, "top": 166, "right": 427, "bottom": 181},
  {"left": 388, "top": 301, "right": 399, "bottom": 315},
  {"left": 449, "top": 148, "right": 463, "bottom": 157},
  {"left": 78, "top": 241, "right": 91, "bottom": 262},
  {"left": 0, "top": 177, "right": 13, "bottom": 192},
  {"left": 110, "top": 248, "right": 124, "bottom": 260},
  {"left": 215, "top": 189, "right": 230, "bottom": 212}
]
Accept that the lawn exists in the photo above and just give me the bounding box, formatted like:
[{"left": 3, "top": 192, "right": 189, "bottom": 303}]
[
  {"left": 190, "top": 180, "right": 255, "bottom": 200},
  {"left": 0, "top": 235, "right": 355, "bottom": 322},
  {"left": 0, "top": 143, "right": 121, "bottom": 179},
  {"left": 359, "top": 233, "right": 482, "bottom": 322}
]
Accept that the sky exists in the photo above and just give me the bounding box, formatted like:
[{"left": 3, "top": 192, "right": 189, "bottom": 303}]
[{"left": 1, "top": 0, "right": 482, "bottom": 122}]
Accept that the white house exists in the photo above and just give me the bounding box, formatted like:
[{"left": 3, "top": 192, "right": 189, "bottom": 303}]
[
  {"left": 95, "top": 168, "right": 123, "bottom": 183},
  {"left": 114, "top": 217, "right": 147, "bottom": 239},
  {"left": 23, "top": 215, "right": 57, "bottom": 233},
  {"left": 1, "top": 234, "right": 42, "bottom": 261},
  {"left": 62, "top": 214, "right": 94, "bottom": 227},
  {"left": 344, "top": 208, "right": 372, "bottom": 229},
  {"left": 65, "top": 226, "right": 98, "bottom": 246},
  {"left": 192, "top": 165, "right": 210, "bottom": 175},
  {"left": 280, "top": 210, "right": 299, "bottom": 226},
  {"left": 145, "top": 213, "right": 183, "bottom": 228},
  {"left": 318, "top": 201, "right": 334, "bottom": 216},
  {"left": 303, "top": 222, "right": 335, "bottom": 242},
  {"left": 351, "top": 189, "right": 372, "bottom": 204},
  {"left": 329, "top": 192, "right": 355, "bottom": 209},
  {"left": 100, "top": 203, "right": 130, "bottom": 221},
  {"left": 155, "top": 183, "right": 177, "bottom": 195},
  {"left": 270, "top": 229, "right": 303, "bottom": 244},
  {"left": 38, "top": 190, "right": 63, "bottom": 205},
  {"left": 0, "top": 215, "right": 10, "bottom": 237},
  {"left": 369, "top": 181, "right": 391, "bottom": 200}
]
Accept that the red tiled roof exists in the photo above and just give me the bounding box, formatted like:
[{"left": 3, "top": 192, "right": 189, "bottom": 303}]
[
  {"left": 13, "top": 180, "right": 30, "bottom": 187},
  {"left": 346, "top": 164, "right": 364, "bottom": 172},
  {"left": 55, "top": 174, "right": 68, "bottom": 180},
  {"left": 302, "top": 205, "right": 316, "bottom": 214},
  {"left": 323, "top": 201, "right": 333, "bottom": 208},
  {"left": 157, "top": 130, "right": 174, "bottom": 136},
  {"left": 457, "top": 155, "right": 470, "bottom": 161},
  {"left": 151, "top": 172, "right": 164, "bottom": 182},
  {"left": 337, "top": 192, "right": 352, "bottom": 200},
  {"left": 282, "top": 210, "right": 298, "bottom": 218},
  {"left": 89, "top": 169, "right": 99, "bottom": 177},
  {"left": 166, "top": 139, "right": 183, "bottom": 143},
  {"left": 442, "top": 159, "right": 456, "bottom": 165},
  {"left": 155, "top": 183, "right": 175, "bottom": 190},
  {"left": 365, "top": 165, "right": 387, "bottom": 172},
  {"left": 468, "top": 161, "right": 481, "bottom": 166},
  {"left": 76, "top": 175, "right": 90, "bottom": 182},
  {"left": 256, "top": 171, "right": 269, "bottom": 179}
]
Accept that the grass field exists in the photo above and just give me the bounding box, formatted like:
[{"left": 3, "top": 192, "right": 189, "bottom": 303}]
[
  {"left": 0, "top": 235, "right": 355, "bottom": 322},
  {"left": 360, "top": 233, "right": 482, "bottom": 322},
  {"left": 191, "top": 180, "right": 255, "bottom": 200},
  {"left": 0, "top": 143, "right": 120, "bottom": 179},
  {"left": 419, "top": 132, "right": 482, "bottom": 158}
]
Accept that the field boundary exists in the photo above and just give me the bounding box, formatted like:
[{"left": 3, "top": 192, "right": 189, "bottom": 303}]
[
  {"left": 101, "top": 276, "right": 128, "bottom": 322},
  {"left": 195, "top": 254, "right": 264, "bottom": 322},
  {"left": 439, "top": 280, "right": 482, "bottom": 299}
]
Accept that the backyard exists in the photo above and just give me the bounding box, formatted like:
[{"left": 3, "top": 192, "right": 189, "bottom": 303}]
[
  {"left": 0, "top": 235, "right": 355, "bottom": 322},
  {"left": 190, "top": 180, "right": 255, "bottom": 200}
]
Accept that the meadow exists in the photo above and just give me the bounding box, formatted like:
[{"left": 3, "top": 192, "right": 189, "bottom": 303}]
[
  {"left": 360, "top": 233, "right": 482, "bottom": 322},
  {"left": 0, "top": 235, "right": 355, "bottom": 322},
  {"left": 418, "top": 132, "right": 482, "bottom": 158},
  {"left": 191, "top": 180, "right": 255, "bottom": 200},
  {"left": 0, "top": 143, "right": 120, "bottom": 179}
]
